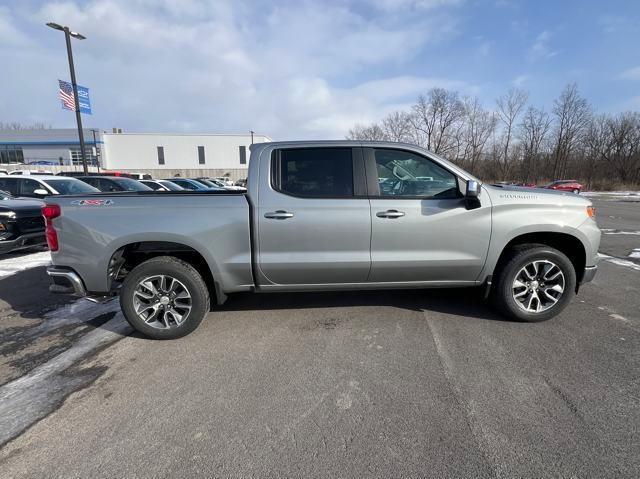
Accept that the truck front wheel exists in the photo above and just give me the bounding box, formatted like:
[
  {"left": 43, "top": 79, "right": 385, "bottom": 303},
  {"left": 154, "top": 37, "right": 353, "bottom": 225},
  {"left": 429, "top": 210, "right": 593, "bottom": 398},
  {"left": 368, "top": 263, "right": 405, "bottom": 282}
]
[
  {"left": 492, "top": 245, "right": 576, "bottom": 322},
  {"left": 120, "top": 256, "right": 210, "bottom": 339}
]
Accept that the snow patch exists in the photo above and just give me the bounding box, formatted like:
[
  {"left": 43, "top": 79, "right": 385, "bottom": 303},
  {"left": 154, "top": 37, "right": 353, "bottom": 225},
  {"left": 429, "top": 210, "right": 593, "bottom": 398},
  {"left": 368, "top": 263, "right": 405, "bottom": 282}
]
[
  {"left": 0, "top": 251, "right": 51, "bottom": 279},
  {"left": 601, "top": 230, "right": 640, "bottom": 236},
  {"left": 628, "top": 249, "right": 640, "bottom": 259},
  {"left": 583, "top": 191, "right": 640, "bottom": 197},
  {"left": 599, "top": 253, "right": 640, "bottom": 272}
]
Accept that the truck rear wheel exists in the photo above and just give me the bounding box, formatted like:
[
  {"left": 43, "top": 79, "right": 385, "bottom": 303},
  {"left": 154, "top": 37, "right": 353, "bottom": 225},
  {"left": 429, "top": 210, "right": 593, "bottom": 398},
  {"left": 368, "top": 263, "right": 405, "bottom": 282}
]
[
  {"left": 120, "top": 256, "right": 210, "bottom": 339},
  {"left": 492, "top": 245, "right": 576, "bottom": 322}
]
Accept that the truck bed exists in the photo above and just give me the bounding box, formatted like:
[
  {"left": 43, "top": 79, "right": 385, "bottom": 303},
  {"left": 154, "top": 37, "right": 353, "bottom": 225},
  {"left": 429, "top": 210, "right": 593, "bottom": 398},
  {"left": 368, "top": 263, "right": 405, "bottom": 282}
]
[{"left": 47, "top": 192, "right": 253, "bottom": 294}]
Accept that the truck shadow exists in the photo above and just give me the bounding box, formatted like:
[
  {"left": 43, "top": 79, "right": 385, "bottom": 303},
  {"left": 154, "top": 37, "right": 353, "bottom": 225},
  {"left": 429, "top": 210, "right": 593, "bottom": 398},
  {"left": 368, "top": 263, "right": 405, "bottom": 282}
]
[{"left": 216, "top": 287, "right": 511, "bottom": 322}]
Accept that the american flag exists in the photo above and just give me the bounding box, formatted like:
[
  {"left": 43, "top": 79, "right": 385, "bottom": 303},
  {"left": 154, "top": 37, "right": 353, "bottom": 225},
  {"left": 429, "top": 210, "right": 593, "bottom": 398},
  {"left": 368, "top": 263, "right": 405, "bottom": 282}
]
[{"left": 58, "top": 80, "right": 76, "bottom": 111}]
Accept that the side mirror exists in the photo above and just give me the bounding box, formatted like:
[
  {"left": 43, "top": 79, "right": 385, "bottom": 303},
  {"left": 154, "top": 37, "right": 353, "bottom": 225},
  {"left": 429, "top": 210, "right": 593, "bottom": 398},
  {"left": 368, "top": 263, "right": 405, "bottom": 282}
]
[
  {"left": 465, "top": 180, "right": 480, "bottom": 209},
  {"left": 33, "top": 188, "right": 49, "bottom": 196},
  {"left": 465, "top": 180, "right": 480, "bottom": 199}
]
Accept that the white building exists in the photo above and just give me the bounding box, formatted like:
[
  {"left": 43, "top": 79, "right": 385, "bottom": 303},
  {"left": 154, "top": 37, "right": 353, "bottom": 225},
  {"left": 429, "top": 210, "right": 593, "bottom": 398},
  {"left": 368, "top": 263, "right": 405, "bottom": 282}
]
[
  {"left": 0, "top": 129, "right": 271, "bottom": 180},
  {"left": 102, "top": 132, "right": 270, "bottom": 178}
]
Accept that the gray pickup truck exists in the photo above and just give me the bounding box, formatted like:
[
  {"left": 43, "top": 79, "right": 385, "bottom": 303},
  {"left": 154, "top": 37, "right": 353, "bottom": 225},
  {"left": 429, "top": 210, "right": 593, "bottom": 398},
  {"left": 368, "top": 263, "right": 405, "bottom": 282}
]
[{"left": 45, "top": 141, "right": 600, "bottom": 339}]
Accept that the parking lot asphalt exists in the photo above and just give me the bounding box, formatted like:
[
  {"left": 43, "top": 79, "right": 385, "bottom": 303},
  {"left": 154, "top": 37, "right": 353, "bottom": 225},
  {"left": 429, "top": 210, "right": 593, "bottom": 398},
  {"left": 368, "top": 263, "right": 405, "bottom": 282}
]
[{"left": 0, "top": 198, "right": 638, "bottom": 478}]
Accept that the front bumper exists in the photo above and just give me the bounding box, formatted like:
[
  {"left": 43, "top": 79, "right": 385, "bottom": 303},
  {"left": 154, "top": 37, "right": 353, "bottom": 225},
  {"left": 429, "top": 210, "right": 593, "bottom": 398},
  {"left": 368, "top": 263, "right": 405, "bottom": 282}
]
[
  {"left": 47, "top": 266, "right": 87, "bottom": 296},
  {"left": 581, "top": 265, "right": 598, "bottom": 284},
  {"left": 0, "top": 232, "right": 46, "bottom": 254}
]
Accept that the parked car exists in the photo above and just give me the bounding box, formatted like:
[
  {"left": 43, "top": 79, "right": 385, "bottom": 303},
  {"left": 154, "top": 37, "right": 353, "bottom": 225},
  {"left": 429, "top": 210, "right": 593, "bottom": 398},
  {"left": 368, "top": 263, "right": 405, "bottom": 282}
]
[
  {"left": 543, "top": 180, "right": 583, "bottom": 194},
  {"left": 0, "top": 192, "right": 46, "bottom": 253},
  {"left": 59, "top": 171, "right": 138, "bottom": 179},
  {"left": 190, "top": 178, "right": 226, "bottom": 189},
  {"left": 45, "top": 141, "right": 600, "bottom": 340},
  {"left": 235, "top": 178, "right": 247, "bottom": 187},
  {"left": 9, "top": 169, "right": 54, "bottom": 176},
  {"left": 0, "top": 170, "right": 8, "bottom": 176},
  {"left": 140, "top": 179, "right": 185, "bottom": 191},
  {"left": 213, "top": 176, "right": 235, "bottom": 187},
  {"left": 196, "top": 177, "right": 245, "bottom": 191},
  {"left": 163, "top": 178, "right": 218, "bottom": 191},
  {"left": 77, "top": 176, "right": 152, "bottom": 192},
  {"left": 0, "top": 175, "right": 99, "bottom": 199},
  {"left": 127, "top": 172, "right": 153, "bottom": 180}
]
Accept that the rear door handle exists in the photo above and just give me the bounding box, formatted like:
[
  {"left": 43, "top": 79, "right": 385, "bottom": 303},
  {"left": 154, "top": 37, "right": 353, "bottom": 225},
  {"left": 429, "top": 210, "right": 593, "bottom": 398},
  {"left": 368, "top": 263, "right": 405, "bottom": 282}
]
[
  {"left": 264, "top": 210, "right": 294, "bottom": 220},
  {"left": 376, "top": 209, "right": 405, "bottom": 218}
]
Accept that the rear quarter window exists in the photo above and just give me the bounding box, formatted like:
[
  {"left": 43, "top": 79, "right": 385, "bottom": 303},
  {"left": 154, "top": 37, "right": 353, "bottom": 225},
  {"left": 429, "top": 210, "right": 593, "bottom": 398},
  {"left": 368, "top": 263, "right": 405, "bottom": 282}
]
[{"left": 272, "top": 148, "right": 354, "bottom": 198}]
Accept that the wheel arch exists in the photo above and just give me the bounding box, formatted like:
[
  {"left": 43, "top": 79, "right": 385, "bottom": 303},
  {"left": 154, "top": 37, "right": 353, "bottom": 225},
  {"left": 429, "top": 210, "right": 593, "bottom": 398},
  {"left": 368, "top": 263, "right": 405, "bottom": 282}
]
[
  {"left": 492, "top": 232, "right": 587, "bottom": 287},
  {"left": 108, "top": 240, "right": 227, "bottom": 305}
]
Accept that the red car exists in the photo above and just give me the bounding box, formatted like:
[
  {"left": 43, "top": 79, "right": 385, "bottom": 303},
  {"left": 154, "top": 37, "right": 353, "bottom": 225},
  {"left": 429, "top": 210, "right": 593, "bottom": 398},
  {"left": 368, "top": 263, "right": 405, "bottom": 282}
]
[{"left": 543, "top": 180, "right": 583, "bottom": 194}]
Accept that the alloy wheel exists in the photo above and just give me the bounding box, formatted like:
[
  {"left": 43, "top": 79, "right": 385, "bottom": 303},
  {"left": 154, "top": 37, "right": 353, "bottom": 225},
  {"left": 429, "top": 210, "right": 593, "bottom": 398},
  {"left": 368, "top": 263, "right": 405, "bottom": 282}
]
[
  {"left": 132, "top": 275, "right": 192, "bottom": 329},
  {"left": 512, "top": 260, "right": 565, "bottom": 313}
]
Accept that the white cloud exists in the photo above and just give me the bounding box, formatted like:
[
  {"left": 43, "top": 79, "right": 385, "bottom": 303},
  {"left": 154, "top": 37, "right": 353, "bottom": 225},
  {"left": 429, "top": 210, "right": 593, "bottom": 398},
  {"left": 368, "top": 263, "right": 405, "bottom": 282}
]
[
  {"left": 620, "top": 66, "right": 640, "bottom": 80},
  {"left": 1, "top": 0, "right": 469, "bottom": 139},
  {"left": 512, "top": 74, "right": 529, "bottom": 87},
  {"left": 528, "top": 30, "right": 559, "bottom": 61},
  {"left": 370, "top": 0, "right": 464, "bottom": 11}
]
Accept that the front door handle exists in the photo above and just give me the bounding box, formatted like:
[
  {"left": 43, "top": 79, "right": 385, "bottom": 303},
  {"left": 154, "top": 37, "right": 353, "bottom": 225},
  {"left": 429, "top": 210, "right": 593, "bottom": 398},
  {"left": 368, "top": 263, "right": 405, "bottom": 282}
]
[
  {"left": 376, "top": 209, "right": 405, "bottom": 219},
  {"left": 264, "top": 210, "right": 294, "bottom": 220}
]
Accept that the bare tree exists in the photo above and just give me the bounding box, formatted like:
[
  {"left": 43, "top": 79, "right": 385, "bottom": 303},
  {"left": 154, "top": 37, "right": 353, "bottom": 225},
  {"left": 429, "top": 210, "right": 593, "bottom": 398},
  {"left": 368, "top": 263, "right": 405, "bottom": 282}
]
[
  {"left": 461, "top": 97, "right": 497, "bottom": 173},
  {"left": 518, "top": 106, "right": 552, "bottom": 183},
  {"left": 551, "top": 83, "right": 591, "bottom": 178},
  {"left": 602, "top": 112, "right": 640, "bottom": 183},
  {"left": 410, "top": 88, "right": 465, "bottom": 156},
  {"left": 496, "top": 88, "right": 529, "bottom": 179},
  {"left": 0, "top": 121, "right": 52, "bottom": 130},
  {"left": 381, "top": 111, "right": 413, "bottom": 142},
  {"left": 346, "top": 123, "right": 387, "bottom": 141}
]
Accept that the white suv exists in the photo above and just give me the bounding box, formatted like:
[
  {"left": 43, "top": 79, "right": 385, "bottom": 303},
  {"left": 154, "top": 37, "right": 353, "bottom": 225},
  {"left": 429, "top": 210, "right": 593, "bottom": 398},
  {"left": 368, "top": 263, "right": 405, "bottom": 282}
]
[{"left": 0, "top": 175, "right": 99, "bottom": 199}]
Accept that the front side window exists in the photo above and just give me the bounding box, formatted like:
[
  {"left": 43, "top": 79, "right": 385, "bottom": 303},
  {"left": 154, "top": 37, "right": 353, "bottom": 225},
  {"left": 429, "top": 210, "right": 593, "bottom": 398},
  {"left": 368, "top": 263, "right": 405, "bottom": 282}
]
[
  {"left": 273, "top": 148, "right": 353, "bottom": 198},
  {"left": 20, "top": 179, "right": 47, "bottom": 196},
  {"left": 373, "top": 149, "right": 459, "bottom": 199}
]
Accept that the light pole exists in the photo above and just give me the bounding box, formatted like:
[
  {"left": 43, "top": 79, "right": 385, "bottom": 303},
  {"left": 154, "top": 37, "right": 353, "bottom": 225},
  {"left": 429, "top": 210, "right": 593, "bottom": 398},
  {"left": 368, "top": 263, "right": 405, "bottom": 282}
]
[
  {"left": 91, "top": 128, "right": 100, "bottom": 172},
  {"left": 47, "top": 22, "right": 89, "bottom": 175}
]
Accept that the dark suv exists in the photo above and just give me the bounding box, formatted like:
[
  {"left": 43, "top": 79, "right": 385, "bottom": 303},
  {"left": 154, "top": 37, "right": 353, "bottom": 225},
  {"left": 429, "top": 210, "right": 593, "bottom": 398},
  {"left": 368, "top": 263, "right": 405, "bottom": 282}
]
[{"left": 0, "top": 191, "right": 46, "bottom": 253}]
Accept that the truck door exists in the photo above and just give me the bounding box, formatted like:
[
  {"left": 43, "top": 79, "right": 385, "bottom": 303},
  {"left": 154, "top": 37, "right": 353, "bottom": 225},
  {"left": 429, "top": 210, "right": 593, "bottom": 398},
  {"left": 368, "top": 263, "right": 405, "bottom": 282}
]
[
  {"left": 256, "top": 147, "right": 371, "bottom": 285},
  {"left": 366, "top": 147, "right": 491, "bottom": 283}
]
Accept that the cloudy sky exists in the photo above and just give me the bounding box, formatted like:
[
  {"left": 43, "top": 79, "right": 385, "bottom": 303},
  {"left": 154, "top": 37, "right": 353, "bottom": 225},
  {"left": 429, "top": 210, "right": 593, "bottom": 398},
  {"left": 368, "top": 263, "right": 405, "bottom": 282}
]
[{"left": 1, "top": 0, "right": 639, "bottom": 139}]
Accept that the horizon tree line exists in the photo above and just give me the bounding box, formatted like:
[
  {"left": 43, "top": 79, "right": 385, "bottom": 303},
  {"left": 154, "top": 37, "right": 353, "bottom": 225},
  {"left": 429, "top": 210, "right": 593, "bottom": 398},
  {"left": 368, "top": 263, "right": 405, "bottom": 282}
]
[{"left": 346, "top": 83, "right": 640, "bottom": 189}]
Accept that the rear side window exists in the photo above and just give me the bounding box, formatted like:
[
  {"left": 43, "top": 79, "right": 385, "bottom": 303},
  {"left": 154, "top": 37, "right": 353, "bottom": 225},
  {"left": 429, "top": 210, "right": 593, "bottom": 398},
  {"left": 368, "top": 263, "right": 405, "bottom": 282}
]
[{"left": 273, "top": 148, "right": 353, "bottom": 197}]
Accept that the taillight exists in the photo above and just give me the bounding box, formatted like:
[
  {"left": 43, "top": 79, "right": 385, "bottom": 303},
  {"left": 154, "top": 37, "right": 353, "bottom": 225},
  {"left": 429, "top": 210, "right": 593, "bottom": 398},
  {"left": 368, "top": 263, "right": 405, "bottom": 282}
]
[{"left": 42, "top": 204, "right": 61, "bottom": 251}]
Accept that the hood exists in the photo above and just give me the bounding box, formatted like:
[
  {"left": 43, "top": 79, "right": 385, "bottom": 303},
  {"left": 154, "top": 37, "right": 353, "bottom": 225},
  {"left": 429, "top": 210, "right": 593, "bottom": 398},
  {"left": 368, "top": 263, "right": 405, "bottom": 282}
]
[
  {"left": 0, "top": 198, "right": 45, "bottom": 216},
  {"left": 484, "top": 184, "right": 591, "bottom": 206}
]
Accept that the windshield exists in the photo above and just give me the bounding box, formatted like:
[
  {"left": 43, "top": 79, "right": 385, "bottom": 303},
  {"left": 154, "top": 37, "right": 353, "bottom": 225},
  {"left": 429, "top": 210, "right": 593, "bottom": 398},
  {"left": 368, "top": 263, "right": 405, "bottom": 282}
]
[
  {"left": 194, "top": 179, "right": 221, "bottom": 188},
  {"left": 170, "top": 179, "right": 206, "bottom": 190},
  {"left": 46, "top": 179, "right": 100, "bottom": 195},
  {"left": 114, "top": 178, "right": 153, "bottom": 191},
  {"left": 158, "top": 180, "right": 184, "bottom": 191}
]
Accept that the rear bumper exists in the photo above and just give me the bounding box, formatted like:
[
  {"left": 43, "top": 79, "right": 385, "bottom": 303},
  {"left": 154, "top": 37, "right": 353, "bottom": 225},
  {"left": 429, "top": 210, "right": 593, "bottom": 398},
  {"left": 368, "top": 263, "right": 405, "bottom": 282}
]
[
  {"left": 0, "top": 232, "right": 46, "bottom": 254},
  {"left": 581, "top": 265, "right": 598, "bottom": 284},
  {"left": 47, "top": 266, "right": 87, "bottom": 296}
]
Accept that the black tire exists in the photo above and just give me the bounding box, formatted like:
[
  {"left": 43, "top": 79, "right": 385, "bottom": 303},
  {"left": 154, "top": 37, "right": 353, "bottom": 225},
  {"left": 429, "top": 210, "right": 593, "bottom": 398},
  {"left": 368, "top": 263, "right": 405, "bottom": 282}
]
[
  {"left": 120, "top": 256, "right": 210, "bottom": 339},
  {"left": 491, "top": 244, "right": 576, "bottom": 322}
]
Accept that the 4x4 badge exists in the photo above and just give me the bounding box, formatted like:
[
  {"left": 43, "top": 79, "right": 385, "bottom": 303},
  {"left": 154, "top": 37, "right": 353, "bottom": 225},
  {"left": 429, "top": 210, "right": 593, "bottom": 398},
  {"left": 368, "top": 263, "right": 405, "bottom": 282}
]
[{"left": 71, "top": 199, "right": 114, "bottom": 206}]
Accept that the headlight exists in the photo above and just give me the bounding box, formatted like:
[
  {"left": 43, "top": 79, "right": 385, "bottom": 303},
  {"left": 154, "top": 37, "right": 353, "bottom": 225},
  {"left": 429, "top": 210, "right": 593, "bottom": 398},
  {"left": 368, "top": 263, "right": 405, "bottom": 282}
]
[{"left": 587, "top": 206, "right": 596, "bottom": 218}]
